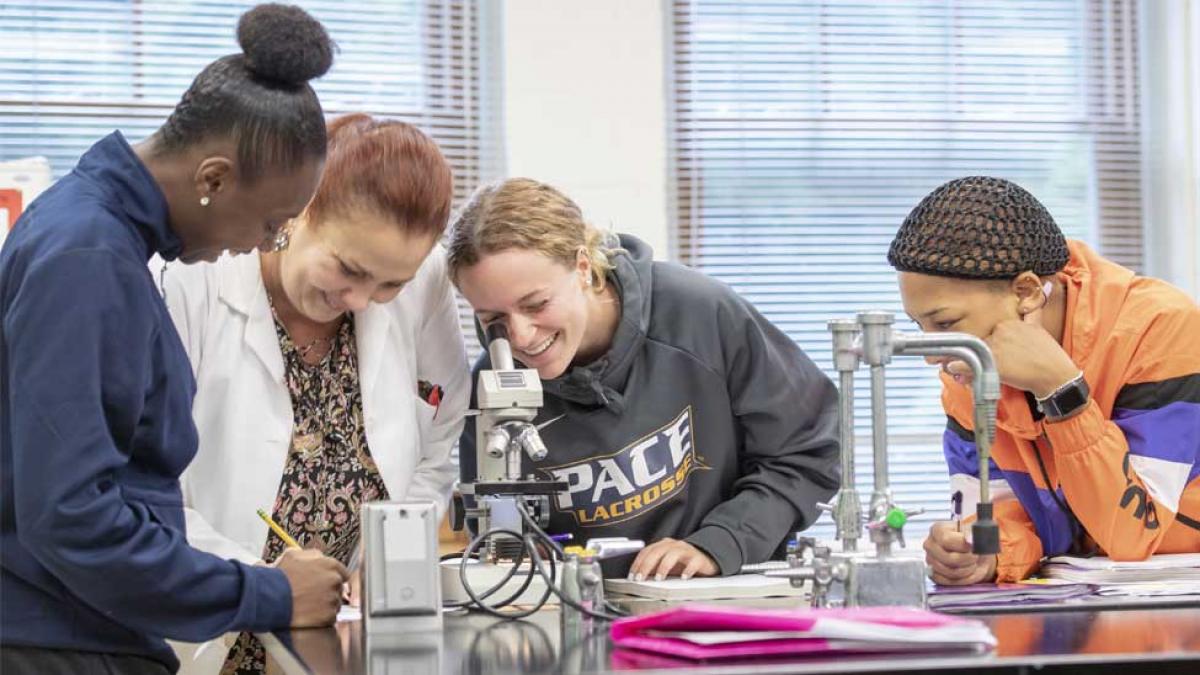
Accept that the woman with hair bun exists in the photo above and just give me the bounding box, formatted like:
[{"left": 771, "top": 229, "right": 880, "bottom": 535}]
[
  {"left": 889, "top": 176, "right": 1200, "bottom": 586},
  {"left": 0, "top": 5, "right": 346, "bottom": 674},
  {"left": 162, "top": 113, "right": 469, "bottom": 672}
]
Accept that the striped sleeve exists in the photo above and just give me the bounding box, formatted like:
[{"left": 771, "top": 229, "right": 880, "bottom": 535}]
[
  {"left": 1109, "top": 374, "right": 1200, "bottom": 521},
  {"left": 1049, "top": 304, "right": 1200, "bottom": 560}
]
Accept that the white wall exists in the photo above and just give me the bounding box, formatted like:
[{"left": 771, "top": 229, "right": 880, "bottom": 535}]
[
  {"left": 501, "top": 0, "right": 670, "bottom": 259},
  {"left": 1141, "top": 0, "right": 1200, "bottom": 298},
  {"left": 499, "top": 1, "right": 1196, "bottom": 288}
]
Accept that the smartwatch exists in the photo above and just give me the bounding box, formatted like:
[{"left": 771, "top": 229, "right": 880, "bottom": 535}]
[{"left": 1037, "top": 372, "right": 1090, "bottom": 420}]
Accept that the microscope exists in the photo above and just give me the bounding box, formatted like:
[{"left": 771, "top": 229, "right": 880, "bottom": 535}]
[
  {"left": 369, "top": 323, "right": 566, "bottom": 632},
  {"left": 767, "top": 310, "right": 1001, "bottom": 608},
  {"left": 457, "top": 322, "right": 568, "bottom": 560},
  {"left": 449, "top": 324, "right": 645, "bottom": 619}
]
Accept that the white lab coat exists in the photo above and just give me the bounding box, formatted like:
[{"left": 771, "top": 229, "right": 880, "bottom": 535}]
[{"left": 159, "top": 246, "right": 469, "bottom": 564}]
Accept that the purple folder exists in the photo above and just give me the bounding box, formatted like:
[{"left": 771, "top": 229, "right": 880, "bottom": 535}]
[{"left": 929, "top": 582, "right": 1098, "bottom": 610}]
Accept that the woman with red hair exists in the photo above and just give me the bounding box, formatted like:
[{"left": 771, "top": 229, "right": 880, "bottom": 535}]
[{"left": 159, "top": 114, "right": 469, "bottom": 672}]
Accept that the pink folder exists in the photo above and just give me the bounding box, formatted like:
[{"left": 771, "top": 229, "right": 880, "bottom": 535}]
[{"left": 610, "top": 604, "right": 996, "bottom": 661}]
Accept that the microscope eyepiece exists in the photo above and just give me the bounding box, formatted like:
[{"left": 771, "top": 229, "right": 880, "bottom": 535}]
[
  {"left": 485, "top": 323, "right": 517, "bottom": 371},
  {"left": 485, "top": 322, "right": 510, "bottom": 343}
]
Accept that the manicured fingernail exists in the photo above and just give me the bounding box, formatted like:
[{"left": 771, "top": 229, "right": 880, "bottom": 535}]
[
  {"left": 655, "top": 573, "right": 665, "bottom": 581},
  {"left": 682, "top": 573, "right": 692, "bottom": 580},
  {"left": 635, "top": 573, "right": 645, "bottom": 582}
]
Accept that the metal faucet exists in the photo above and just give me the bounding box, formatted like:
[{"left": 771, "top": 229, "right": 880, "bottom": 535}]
[
  {"left": 770, "top": 310, "right": 1001, "bottom": 607},
  {"left": 783, "top": 537, "right": 848, "bottom": 608},
  {"left": 820, "top": 320, "right": 864, "bottom": 553},
  {"left": 890, "top": 328, "right": 1001, "bottom": 554}
]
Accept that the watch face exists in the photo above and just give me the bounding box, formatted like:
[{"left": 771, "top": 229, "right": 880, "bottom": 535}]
[{"left": 1047, "top": 378, "right": 1090, "bottom": 418}]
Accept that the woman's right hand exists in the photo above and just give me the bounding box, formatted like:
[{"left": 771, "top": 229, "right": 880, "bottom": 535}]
[
  {"left": 924, "top": 521, "right": 997, "bottom": 586},
  {"left": 274, "top": 548, "right": 350, "bottom": 627}
]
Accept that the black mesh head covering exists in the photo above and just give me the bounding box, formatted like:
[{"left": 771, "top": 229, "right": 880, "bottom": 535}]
[{"left": 887, "top": 176, "right": 1069, "bottom": 279}]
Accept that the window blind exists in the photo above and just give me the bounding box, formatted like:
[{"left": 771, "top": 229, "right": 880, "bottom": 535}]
[
  {"left": 0, "top": 0, "right": 498, "bottom": 357},
  {"left": 669, "top": 0, "right": 1141, "bottom": 540}
]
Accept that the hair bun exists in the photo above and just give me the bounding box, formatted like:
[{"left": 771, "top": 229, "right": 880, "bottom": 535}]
[{"left": 237, "top": 3, "right": 334, "bottom": 85}]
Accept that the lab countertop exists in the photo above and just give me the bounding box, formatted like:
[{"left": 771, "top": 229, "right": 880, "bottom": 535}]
[{"left": 259, "top": 599, "right": 1200, "bottom": 674}]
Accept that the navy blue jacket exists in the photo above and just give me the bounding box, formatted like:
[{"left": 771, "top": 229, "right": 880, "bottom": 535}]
[{"left": 0, "top": 133, "right": 291, "bottom": 670}]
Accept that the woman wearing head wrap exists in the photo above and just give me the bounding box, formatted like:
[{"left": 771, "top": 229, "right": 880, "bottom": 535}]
[{"left": 889, "top": 176, "right": 1200, "bottom": 585}]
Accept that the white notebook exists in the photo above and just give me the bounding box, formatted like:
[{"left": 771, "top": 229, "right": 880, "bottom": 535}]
[
  {"left": 604, "top": 574, "right": 807, "bottom": 601},
  {"left": 1041, "top": 553, "right": 1200, "bottom": 584}
]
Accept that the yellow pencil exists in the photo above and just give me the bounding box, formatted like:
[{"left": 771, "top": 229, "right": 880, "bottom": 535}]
[{"left": 257, "top": 509, "right": 301, "bottom": 549}]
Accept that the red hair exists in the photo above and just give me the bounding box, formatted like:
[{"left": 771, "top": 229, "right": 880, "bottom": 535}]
[{"left": 305, "top": 113, "right": 453, "bottom": 237}]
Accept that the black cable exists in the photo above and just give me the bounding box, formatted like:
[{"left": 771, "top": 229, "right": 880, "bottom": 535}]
[
  {"left": 514, "top": 501, "right": 628, "bottom": 619},
  {"left": 478, "top": 536, "right": 554, "bottom": 620},
  {"left": 473, "top": 537, "right": 539, "bottom": 611},
  {"left": 522, "top": 532, "right": 624, "bottom": 621},
  {"left": 456, "top": 527, "right": 554, "bottom": 619},
  {"left": 515, "top": 500, "right": 564, "bottom": 558},
  {"left": 459, "top": 528, "right": 531, "bottom": 608},
  {"left": 445, "top": 528, "right": 527, "bottom": 609},
  {"left": 450, "top": 531, "right": 528, "bottom": 605},
  {"left": 449, "top": 501, "right": 629, "bottom": 621}
]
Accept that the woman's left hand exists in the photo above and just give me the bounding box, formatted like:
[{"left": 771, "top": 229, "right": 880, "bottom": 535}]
[
  {"left": 627, "top": 538, "right": 719, "bottom": 581},
  {"left": 985, "top": 305, "right": 1079, "bottom": 398}
]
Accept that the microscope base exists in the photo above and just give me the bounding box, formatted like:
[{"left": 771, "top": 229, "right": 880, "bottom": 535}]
[{"left": 844, "top": 556, "right": 927, "bottom": 608}]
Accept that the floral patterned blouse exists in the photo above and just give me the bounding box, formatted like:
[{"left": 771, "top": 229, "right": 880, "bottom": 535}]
[{"left": 223, "top": 312, "right": 389, "bottom": 675}]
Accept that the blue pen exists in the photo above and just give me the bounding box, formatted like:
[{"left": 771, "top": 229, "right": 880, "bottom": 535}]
[{"left": 549, "top": 533, "right": 573, "bottom": 543}]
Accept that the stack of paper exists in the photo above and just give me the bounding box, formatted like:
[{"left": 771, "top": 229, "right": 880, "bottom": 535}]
[
  {"left": 1041, "top": 553, "right": 1200, "bottom": 584},
  {"left": 604, "top": 574, "right": 807, "bottom": 601},
  {"left": 611, "top": 604, "right": 996, "bottom": 660},
  {"left": 1093, "top": 581, "right": 1200, "bottom": 598},
  {"left": 928, "top": 582, "right": 1097, "bottom": 610}
]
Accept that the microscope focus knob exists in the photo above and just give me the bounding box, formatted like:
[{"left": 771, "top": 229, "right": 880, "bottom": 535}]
[{"left": 449, "top": 491, "right": 466, "bottom": 532}]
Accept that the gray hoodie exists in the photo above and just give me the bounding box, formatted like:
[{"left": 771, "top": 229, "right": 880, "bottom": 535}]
[{"left": 460, "top": 234, "right": 840, "bottom": 575}]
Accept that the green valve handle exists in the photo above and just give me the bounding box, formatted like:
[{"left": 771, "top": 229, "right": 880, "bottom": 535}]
[{"left": 885, "top": 507, "right": 907, "bottom": 530}]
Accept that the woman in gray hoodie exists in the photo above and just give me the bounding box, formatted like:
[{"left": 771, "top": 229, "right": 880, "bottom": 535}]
[{"left": 448, "top": 178, "right": 841, "bottom": 580}]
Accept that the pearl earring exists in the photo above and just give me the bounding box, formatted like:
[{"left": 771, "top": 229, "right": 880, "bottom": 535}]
[{"left": 199, "top": 196, "right": 210, "bottom": 207}]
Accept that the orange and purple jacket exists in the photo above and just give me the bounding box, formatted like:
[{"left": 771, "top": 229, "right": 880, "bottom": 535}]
[{"left": 942, "top": 240, "right": 1200, "bottom": 582}]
